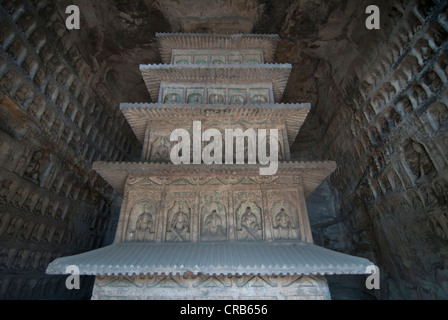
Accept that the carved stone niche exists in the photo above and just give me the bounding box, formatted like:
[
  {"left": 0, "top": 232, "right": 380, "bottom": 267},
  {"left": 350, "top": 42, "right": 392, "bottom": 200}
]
[
  {"left": 29, "top": 27, "right": 46, "bottom": 51},
  {"left": 121, "top": 191, "right": 162, "bottom": 243},
  {"left": 427, "top": 101, "right": 448, "bottom": 129},
  {"left": 7, "top": 39, "right": 27, "bottom": 62},
  {"left": 403, "top": 139, "right": 436, "bottom": 179},
  {"left": 0, "top": 70, "right": 21, "bottom": 94},
  {"left": 23, "top": 149, "right": 49, "bottom": 185}
]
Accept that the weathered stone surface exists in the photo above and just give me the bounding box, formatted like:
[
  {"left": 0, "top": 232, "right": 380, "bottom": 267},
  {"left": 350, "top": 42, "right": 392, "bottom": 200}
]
[{"left": 91, "top": 274, "right": 330, "bottom": 300}]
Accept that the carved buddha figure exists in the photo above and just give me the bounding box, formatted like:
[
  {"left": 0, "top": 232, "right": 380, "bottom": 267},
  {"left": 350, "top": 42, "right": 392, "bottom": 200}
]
[
  {"left": 169, "top": 205, "right": 190, "bottom": 241},
  {"left": 275, "top": 208, "right": 293, "bottom": 240},
  {"left": 135, "top": 204, "right": 153, "bottom": 241},
  {"left": 209, "top": 94, "right": 224, "bottom": 104},
  {"left": 230, "top": 94, "right": 245, "bottom": 105},
  {"left": 164, "top": 93, "right": 181, "bottom": 104},
  {"left": 204, "top": 209, "right": 225, "bottom": 239},
  {"left": 152, "top": 137, "right": 170, "bottom": 161},
  {"left": 24, "top": 150, "right": 43, "bottom": 181},
  {"left": 251, "top": 94, "right": 267, "bottom": 104},
  {"left": 240, "top": 206, "right": 260, "bottom": 240}
]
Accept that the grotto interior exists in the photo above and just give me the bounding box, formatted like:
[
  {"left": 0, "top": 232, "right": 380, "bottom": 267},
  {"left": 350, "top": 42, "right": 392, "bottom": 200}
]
[{"left": 0, "top": 0, "right": 447, "bottom": 300}]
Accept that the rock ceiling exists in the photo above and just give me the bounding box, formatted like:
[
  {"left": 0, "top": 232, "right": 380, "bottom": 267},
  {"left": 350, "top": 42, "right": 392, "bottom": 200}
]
[{"left": 58, "top": 0, "right": 387, "bottom": 109}]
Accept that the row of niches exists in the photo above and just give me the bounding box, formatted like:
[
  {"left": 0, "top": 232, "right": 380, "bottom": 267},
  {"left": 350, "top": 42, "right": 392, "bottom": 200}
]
[
  {"left": 160, "top": 83, "right": 273, "bottom": 105},
  {"left": 0, "top": 131, "right": 114, "bottom": 239},
  {"left": 0, "top": 173, "right": 110, "bottom": 237},
  {"left": 0, "top": 210, "right": 99, "bottom": 249},
  {"left": 358, "top": 175, "right": 448, "bottom": 241},
  {"left": 0, "top": 3, "right": 133, "bottom": 164},
  {"left": 0, "top": 137, "right": 93, "bottom": 208},
  {"left": 355, "top": 16, "right": 447, "bottom": 116},
  {"left": 0, "top": 206, "right": 108, "bottom": 273},
  {"left": 0, "top": 246, "right": 61, "bottom": 273},
  {"left": 171, "top": 49, "right": 264, "bottom": 65},
  {"left": 145, "top": 131, "right": 288, "bottom": 162},
  {"left": 0, "top": 201, "right": 106, "bottom": 271},
  {"left": 0, "top": 274, "right": 92, "bottom": 299},
  {"left": 0, "top": 62, "right": 125, "bottom": 164},
  {"left": 119, "top": 187, "right": 307, "bottom": 243},
  {"left": 0, "top": 173, "right": 108, "bottom": 245},
  {"left": 0, "top": 232, "right": 103, "bottom": 272}
]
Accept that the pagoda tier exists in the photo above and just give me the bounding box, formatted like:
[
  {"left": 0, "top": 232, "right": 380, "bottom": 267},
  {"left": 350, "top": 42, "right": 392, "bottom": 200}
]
[
  {"left": 119, "top": 102, "right": 310, "bottom": 161},
  {"left": 139, "top": 63, "right": 292, "bottom": 103},
  {"left": 155, "top": 33, "right": 280, "bottom": 64}
]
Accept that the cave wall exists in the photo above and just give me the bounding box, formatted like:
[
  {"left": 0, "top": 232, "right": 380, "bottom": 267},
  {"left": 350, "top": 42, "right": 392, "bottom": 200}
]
[
  {"left": 282, "top": 0, "right": 448, "bottom": 299},
  {"left": 0, "top": 0, "right": 142, "bottom": 299}
]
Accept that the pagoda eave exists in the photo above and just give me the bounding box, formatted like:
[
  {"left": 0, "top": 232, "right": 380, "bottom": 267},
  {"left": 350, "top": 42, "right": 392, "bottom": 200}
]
[{"left": 46, "top": 241, "right": 372, "bottom": 277}]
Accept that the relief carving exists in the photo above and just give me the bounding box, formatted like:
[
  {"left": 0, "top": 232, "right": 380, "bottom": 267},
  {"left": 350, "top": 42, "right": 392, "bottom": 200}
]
[
  {"left": 236, "top": 204, "right": 262, "bottom": 241},
  {"left": 126, "top": 199, "right": 158, "bottom": 242},
  {"left": 230, "top": 94, "right": 245, "bottom": 105},
  {"left": 200, "top": 193, "right": 227, "bottom": 241},
  {"left": 234, "top": 191, "right": 263, "bottom": 241},
  {"left": 404, "top": 140, "right": 435, "bottom": 178},
  {"left": 433, "top": 178, "right": 448, "bottom": 205},
  {"left": 251, "top": 94, "right": 267, "bottom": 104},
  {"left": 0, "top": 179, "right": 13, "bottom": 203},
  {"left": 23, "top": 150, "right": 48, "bottom": 183},
  {"left": 164, "top": 93, "right": 181, "bottom": 103},
  {"left": 202, "top": 208, "right": 226, "bottom": 240},
  {"left": 271, "top": 201, "right": 299, "bottom": 240},
  {"left": 151, "top": 136, "right": 171, "bottom": 162},
  {"left": 166, "top": 200, "right": 191, "bottom": 242},
  {"left": 209, "top": 93, "right": 224, "bottom": 104},
  {"left": 266, "top": 190, "right": 301, "bottom": 240},
  {"left": 187, "top": 93, "right": 202, "bottom": 104},
  {"left": 428, "top": 207, "right": 448, "bottom": 241}
]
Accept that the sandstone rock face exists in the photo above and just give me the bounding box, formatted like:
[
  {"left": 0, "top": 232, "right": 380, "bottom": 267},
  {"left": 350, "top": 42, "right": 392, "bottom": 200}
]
[{"left": 0, "top": 0, "right": 447, "bottom": 299}]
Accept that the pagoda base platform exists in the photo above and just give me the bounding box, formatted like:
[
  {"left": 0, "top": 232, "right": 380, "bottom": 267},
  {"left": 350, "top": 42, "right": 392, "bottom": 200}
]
[{"left": 91, "top": 273, "right": 331, "bottom": 300}]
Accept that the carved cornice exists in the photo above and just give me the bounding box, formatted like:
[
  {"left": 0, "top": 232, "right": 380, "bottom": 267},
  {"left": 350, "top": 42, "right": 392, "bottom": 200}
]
[
  {"left": 92, "top": 161, "right": 337, "bottom": 197},
  {"left": 155, "top": 33, "right": 280, "bottom": 63}
]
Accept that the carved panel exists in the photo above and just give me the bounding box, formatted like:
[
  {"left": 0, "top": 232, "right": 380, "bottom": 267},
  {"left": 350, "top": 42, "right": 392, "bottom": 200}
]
[
  {"left": 265, "top": 190, "right": 301, "bottom": 240},
  {"left": 233, "top": 191, "right": 263, "bottom": 241},
  {"left": 171, "top": 49, "right": 264, "bottom": 65},
  {"left": 159, "top": 82, "right": 273, "bottom": 105},
  {"left": 125, "top": 192, "right": 161, "bottom": 242},
  {"left": 200, "top": 191, "right": 228, "bottom": 241},
  {"left": 164, "top": 191, "right": 194, "bottom": 242},
  {"left": 150, "top": 135, "right": 171, "bottom": 162}
]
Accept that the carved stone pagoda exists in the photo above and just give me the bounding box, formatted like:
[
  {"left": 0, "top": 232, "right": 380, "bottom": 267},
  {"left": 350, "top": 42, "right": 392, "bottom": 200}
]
[{"left": 46, "top": 33, "right": 372, "bottom": 300}]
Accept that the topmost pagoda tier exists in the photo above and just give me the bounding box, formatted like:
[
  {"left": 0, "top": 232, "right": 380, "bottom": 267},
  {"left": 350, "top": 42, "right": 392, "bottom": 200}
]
[{"left": 155, "top": 32, "right": 280, "bottom": 64}]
